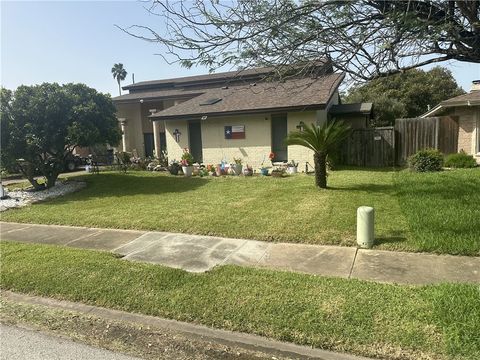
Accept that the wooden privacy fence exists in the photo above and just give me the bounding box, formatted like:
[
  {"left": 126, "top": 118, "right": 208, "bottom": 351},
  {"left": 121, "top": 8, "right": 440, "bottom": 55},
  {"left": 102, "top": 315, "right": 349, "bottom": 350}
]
[
  {"left": 339, "top": 127, "right": 395, "bottom": 167},
  {"left": 395, "top": 116, "right": 458, "bottom": 164}
]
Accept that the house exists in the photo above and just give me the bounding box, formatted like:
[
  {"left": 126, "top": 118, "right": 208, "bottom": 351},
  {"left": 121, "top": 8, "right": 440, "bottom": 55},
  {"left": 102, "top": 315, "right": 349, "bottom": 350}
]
[
  {"left": 112, "top": 61, "right": 371, "bottom": 169},
  {"left": 421, "top": 80, "right": 480, "bottom": 163}
]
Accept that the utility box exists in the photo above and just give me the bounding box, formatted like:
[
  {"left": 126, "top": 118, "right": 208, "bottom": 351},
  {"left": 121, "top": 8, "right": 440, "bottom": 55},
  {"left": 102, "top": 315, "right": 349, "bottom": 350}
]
[{"left": 357, "top": 206, "right": 374, "bottom": 248}]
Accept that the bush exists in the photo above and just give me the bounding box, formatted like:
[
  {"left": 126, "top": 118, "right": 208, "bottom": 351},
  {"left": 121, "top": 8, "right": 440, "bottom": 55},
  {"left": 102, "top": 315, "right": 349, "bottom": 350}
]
[
  {"left": 168, "top": 162, "right": 181, "bottom": 175},
  {"left": 408, "top": 149, "right": 444, "bottom": 172},
  {"left": 444, "top": 151, "right": 477, "bottom": 168}
]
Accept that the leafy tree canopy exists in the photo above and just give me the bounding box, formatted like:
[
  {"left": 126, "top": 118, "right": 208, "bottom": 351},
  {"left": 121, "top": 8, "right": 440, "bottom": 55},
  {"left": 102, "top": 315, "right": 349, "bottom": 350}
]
[
  {"left": 344, "top": 66, "right": 465, "bottom": 126},
  {"left": 122, "top": 0, "right": 480, "bottom": 82},
  {"left": 1, "top": 83, "right": 121, "bottom": 188}
]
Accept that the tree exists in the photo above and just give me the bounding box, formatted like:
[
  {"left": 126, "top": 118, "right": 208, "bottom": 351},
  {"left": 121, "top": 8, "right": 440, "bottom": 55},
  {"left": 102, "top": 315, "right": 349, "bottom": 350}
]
[
  {"left": 111, "top": 63, "right": 127, "bottom": 95},
  {"left": 344, "top": 66, "right": 465, "bottom": 126},
  {"left": 1, "top": 83, "right": 121, "bottom": 189},
  {"left": 0, "top": 88, "right": 16, "bottom": 173},
  {"left": 121, "top": 1, "right": 479, "bottom": 82},
  {"left": 285, "top": 121, "right": 351, "bottom": 189}
]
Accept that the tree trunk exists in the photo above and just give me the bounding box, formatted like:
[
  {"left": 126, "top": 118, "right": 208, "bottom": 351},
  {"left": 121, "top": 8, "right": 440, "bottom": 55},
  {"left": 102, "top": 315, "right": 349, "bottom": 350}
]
[
  {"left": 314, "top": 152, "right": 327, "bottom": 189},
  {"left": 17, "top": 162, "right": 45, "bottom": 191},
  {"left": 45, "top": 173, "right": 58, "bottom": 188},
  {"left": 118, "top": 80, "right": 122, "bottom": 96}
]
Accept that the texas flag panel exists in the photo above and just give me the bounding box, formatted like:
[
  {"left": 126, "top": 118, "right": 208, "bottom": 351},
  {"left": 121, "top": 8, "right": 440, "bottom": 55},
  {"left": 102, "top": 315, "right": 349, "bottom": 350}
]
[{"left": 224, "top": 125, "right": 245, "bottom": 139}]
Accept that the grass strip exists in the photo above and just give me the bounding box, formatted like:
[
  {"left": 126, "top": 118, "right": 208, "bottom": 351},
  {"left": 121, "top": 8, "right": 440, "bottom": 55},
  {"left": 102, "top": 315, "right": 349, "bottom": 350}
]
[
  {"left": 1, "top": 241, "right": 479, "bottom": 360},
  {"left": 393, "top": 169, "right": 480, "bottom": 255}
]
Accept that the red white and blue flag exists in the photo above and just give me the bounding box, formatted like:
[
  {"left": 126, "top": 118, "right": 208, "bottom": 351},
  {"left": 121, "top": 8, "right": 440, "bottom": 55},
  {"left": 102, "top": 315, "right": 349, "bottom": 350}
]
[{"left": 224, "top": 125, "right": 245, "bottom": 139}]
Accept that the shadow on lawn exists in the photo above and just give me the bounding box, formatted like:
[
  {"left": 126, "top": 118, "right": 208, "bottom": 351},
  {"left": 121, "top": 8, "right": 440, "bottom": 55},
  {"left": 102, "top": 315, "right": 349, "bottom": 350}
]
[
  {"left": 39, "top": 173, "right": 209, "bottom": 203},
  {"left": 328, "top": 183, "right": 395, "bottom": 194}
]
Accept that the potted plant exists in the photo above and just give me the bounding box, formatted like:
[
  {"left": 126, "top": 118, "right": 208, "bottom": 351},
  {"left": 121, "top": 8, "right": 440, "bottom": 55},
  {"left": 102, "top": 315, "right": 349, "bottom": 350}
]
[
  {"left": 198, "top": 166, "right": 209, "bottom": 177},
  {"left": 259, "top": 166, "right": 269, "bottom": 176},
  {"left": 243, "top": 164, "right": 253, "bottom": 176},
  {"left": 232, "top": 158, "right": 243, "bottom": 175},
  {"left": 180, "top": 149, "right": 194, "bottom": 177},
  {"left": 259, "top": 152, "right": 274, "bottom": 175},
  {"left": 168, "top": 160, "right": 181, "bottom": 175},
  {"left": 206, "top": 164, "right": 216, "bottom": 176},
  {"left": 287, "top": 160, "right": 299, "bottom": 174}
]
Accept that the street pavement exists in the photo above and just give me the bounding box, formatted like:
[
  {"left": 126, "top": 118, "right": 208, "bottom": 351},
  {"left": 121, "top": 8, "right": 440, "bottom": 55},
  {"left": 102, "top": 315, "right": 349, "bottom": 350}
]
[{"left": 0, "top": 324, "right": 141, "bottom": 360}]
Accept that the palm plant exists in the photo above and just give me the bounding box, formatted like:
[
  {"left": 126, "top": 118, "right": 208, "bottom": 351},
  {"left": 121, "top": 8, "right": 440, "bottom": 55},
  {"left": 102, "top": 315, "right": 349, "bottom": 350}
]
[
  {"left": 285, "top": 121, "right": 351, "bottom": 188},
  {"left": 111, "top": 63, "right": 127, "bottom": 95}
]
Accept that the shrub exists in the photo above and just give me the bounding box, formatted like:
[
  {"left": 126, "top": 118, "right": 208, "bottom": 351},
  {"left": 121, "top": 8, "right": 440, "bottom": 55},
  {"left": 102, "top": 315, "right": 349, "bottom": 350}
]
[
  {"left": 168, "top": 161, "right": 181, "bottom": 175},
  {"left": 444, "top": 151, "right": 477, "bottom": 168},
  {"left": 408, "top": 148, "right": 443, "bottom": 172}
]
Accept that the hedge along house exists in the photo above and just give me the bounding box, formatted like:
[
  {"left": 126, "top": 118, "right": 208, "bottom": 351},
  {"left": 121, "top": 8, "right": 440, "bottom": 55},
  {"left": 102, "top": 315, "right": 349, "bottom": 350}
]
[
  {"left": 112, "top": 62, "right": 371, "bottom": 169},
  {"left": 421, "top": 80, "right": 480, "bottom": 163}
]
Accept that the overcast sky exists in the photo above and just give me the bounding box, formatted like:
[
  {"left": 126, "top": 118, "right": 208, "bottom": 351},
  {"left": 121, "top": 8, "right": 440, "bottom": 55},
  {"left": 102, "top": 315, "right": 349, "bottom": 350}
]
[{"left": 2, "top": 0, "right": 479, "bottom": 97}]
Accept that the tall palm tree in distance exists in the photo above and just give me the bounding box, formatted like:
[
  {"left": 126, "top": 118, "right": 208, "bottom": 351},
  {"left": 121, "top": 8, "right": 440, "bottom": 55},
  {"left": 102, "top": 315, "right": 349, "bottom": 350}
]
[
  {"left": 285, "top": 121, "right": 351, "bottom": 188},
  {"left": 111, "top": 63, "right": 127, "bottom": 96}
]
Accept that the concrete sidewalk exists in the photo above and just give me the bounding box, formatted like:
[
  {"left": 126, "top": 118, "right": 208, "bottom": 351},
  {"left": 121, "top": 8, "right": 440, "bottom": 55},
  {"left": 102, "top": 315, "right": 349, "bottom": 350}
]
[{"left": 1, "top": 221, "right": 479, "bottom": 285}]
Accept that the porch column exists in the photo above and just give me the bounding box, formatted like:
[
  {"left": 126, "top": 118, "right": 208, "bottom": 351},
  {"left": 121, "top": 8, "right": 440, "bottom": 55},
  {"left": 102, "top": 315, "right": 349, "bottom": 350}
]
[
  {"left": 118, "top": 118, "right": 127, "bottom": 152},
  {"left": 152, "top": 120, "right": 162, "bottom": 158}
]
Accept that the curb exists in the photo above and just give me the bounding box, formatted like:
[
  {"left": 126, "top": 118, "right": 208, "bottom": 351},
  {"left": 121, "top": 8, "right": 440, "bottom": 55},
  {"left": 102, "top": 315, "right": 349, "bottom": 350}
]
[{"left": 2, "top": 291, "right": 371, "bottom": 360}]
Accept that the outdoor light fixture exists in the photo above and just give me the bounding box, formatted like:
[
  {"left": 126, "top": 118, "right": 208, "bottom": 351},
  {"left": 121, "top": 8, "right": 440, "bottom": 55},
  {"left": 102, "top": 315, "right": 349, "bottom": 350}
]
[
  {"left": 201, "top": 115, "right": 208, "bottom": 120},
  {"left": 296, "top": 122, "right": 305, "bottom": 131},
  {"left": 139, "top": 99, "right": 144, "bottom": 103}
]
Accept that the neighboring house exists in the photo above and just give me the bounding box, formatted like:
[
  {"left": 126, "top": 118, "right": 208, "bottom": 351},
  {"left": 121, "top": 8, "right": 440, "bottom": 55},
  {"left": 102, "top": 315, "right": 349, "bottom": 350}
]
[
  {"left": 421, "top": 80, "right": 480, "bottom": 163},
  {"left": 112, "top": 61, "right": 371, "bottom": 169}
]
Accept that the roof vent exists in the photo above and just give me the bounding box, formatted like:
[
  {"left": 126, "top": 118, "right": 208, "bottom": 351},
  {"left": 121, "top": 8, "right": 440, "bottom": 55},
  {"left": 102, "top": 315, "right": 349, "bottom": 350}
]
[
  {"left": 199, "top": 98, "right": 222, "bottom": 106},
  {"left": 471, "top": 80, "right": 480, "bottom": 92}
]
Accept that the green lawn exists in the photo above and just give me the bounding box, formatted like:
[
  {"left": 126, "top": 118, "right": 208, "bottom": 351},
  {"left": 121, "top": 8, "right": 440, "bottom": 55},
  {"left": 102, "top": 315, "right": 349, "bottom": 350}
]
[
  {"left": 2, "top": 168, "right": 479, "bottom": 255},
  {"left": 1, "top": 241, "right": 479, "bottom": 360}
]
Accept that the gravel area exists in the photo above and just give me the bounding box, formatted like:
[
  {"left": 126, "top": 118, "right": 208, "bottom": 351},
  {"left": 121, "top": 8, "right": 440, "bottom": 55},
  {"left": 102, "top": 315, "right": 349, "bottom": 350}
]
[{"left": 0, "top": 181, "right": 86, "bottom": 212}]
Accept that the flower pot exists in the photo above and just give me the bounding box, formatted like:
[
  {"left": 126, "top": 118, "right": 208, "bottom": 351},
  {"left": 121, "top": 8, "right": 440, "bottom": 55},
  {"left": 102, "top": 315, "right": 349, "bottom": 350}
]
[
  {"left": 287, "top": 166, "right": 298, "bottom": 174},
  {"left": 233, "top": 164, "right": 243, "bottom": 175},
  {"left": 182, "top": 165, "right": 193, "bottom": 177},
  {"left": 260, "top": 168, "right": 269, "bottom": 176},
  {"left": 243, "top": 168, "right": 253, "bottom": 176}
]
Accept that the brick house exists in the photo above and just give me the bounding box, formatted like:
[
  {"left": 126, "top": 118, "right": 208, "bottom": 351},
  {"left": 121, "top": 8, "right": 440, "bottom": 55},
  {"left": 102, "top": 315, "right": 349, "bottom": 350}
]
[{"left": 422, "top": 81, "right": 480, "bottom": 163}]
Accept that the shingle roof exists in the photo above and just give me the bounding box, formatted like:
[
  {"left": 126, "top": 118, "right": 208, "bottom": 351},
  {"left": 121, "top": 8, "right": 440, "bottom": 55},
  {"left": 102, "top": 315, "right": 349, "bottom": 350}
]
[
  {"left": 112, "top": 88, "right": 203, "bottom": 103},
  {"left": 440, "top": 91, "right": 480, "bottom": 105},
  {"left": 330, "top": 103, "right": 373, "bottom": 115},
  {"left": 122, "top": 60, "right": 330, "bottom": 91},
  {"left": 150, "top": 73, "right": 344, "bottom": 120},
  {"left": 421, "top": 90, "right": 480, "bottom": 117}
]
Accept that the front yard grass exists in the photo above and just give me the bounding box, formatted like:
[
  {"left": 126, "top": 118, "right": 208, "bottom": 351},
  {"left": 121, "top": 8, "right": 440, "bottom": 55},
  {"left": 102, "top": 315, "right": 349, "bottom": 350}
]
[
  {"left": 1, "top": 168, "right": 479, "bottom": 255},
  {"left": 1, "top": 241, "right": 479, "bottom": 360}
]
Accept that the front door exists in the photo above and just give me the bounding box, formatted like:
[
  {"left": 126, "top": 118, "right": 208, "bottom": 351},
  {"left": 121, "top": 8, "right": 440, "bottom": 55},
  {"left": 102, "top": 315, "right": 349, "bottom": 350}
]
[
  {"left": 271, "top": 114, "right": 288, "bottom": 162},
  {"left": 188, "top": 121, "right": 203, "bottom": 163},
  {"left": 143, "top": 133, "right": 154, "bottom": 157}
]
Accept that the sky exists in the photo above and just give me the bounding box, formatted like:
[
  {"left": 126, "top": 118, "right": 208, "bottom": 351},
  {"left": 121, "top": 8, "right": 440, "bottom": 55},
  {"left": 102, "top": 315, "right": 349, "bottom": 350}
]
[{"left": 2, "top": 0, "right": 480, "bottom": 97}]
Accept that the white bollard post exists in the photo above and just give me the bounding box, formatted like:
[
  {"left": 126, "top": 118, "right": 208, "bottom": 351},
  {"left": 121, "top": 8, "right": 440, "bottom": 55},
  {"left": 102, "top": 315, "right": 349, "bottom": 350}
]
[{"left": 357, "top": 206, "right": 374, "bottom": 248}]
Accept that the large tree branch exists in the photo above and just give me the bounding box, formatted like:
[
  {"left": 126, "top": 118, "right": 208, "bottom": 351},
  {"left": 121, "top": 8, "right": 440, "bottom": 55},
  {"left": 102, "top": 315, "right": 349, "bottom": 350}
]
[{"left": 119, "top": 0, "right": 480, "bottom": 83}]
